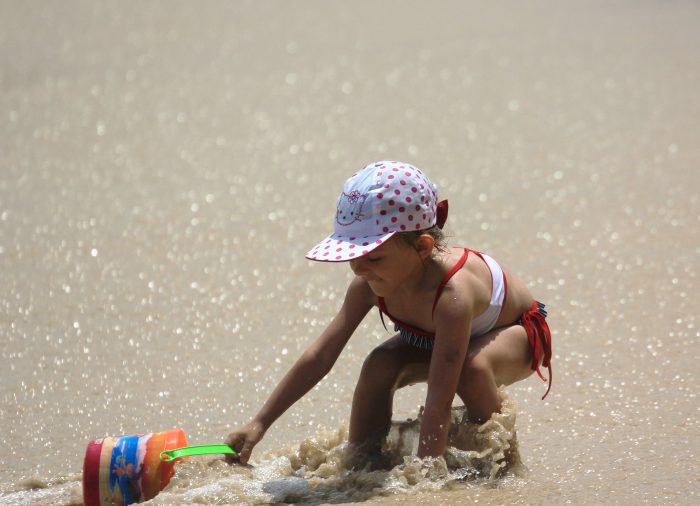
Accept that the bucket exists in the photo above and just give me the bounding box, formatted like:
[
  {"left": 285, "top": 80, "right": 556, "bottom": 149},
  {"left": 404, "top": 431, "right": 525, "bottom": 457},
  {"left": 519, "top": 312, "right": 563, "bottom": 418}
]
[{"left": 82, "top": 428, "right": 188, "bottom": 506}]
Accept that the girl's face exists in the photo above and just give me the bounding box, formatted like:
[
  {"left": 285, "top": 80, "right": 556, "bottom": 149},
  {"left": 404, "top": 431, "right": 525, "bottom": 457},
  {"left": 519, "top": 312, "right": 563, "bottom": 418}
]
[{"left": 348, "top": 236, "right": 426, "bottom": 296}]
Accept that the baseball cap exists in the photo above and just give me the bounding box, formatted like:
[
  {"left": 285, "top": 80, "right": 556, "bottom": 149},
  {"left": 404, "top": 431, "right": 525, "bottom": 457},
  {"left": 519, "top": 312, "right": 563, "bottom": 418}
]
[{"left": 305, "top": 160, "right": 447, "bottom": 262}]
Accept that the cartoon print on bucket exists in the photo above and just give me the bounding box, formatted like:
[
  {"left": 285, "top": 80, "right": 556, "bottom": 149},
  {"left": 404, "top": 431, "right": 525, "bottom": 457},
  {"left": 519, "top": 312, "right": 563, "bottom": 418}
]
[{"left": 82, "top": 429, "right": 188, "bottom": 506}]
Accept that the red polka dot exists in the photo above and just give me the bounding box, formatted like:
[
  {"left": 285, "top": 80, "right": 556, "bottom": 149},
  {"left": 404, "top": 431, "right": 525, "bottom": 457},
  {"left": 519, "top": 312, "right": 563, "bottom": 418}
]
[
  {"left": 362, "top": 250, "right": 369, "bottom": 255},
  {"left": 415, "top": 224, "right": 421, "bottom": 230},
  {"left": 349, "top": 244, "right": 356, "bottom": 249},
  {"left": 415, "top": 205, "right": 420, "bottom": 211},
  {"left": 391, "top": 217, "right": 398, "bottom": 223},
  {"left": 405, "top": 172, "right": 411, "bottom": 176},
  {"left": 408, "top": 215, "right": 414, "bottom": 221},
  {"left": 324, "top": 245, "right": 330, "bottom": 250},
  {"left": 349, "top": 252, "right": 355, "bottom": 257},
  {"left": 350, "top": 237, "right": 356, "bottom": 240},
  {"left": 400, "top": 180, "right": 406, "bottom": 185},
  {"left": 336, "top": 247, "right": 342, "bottom": 252},
  {"left": 411, "top": 187, "right": 418, "bottom": 193},
  {"left": 388, "top": 199, "right": 395, "bottom": 205},
  {"left": 377, "top": 193, "right": 383, "bottom": 199},
  {"left": 392, "top": 168, "right": 399, "bottom": 171},
  {"left": 323, "top": 252, "right": 329, "bottom": 256},
  {"left": 377, "top": 171, "right": 383, "bottom": 176},
  {"left": 388, "top": 175, "right": 395, "bottom": 179},
  {"left": 383, "top": 227, "right": 389, "bottom": 232},
  {"left": 394, "top": 189, "right": 400, "bottom": 195},
  {"left": 376, "top": 239, "right": 383, "bottom": 244},
  {"left": 380, "top": 210, "right": 387, "bottom": 215},
  {"left": 384, "top": 184, "right": 390, "bottom": 188},
  {"left": 423, "top": 213, "right": 427, "bottom": 219},
  {"left": 406, "top": 197, "right": 412, "bottom": 203},
  {"left": 400, "top": 225, "right": 406, "bottom": 230},
  {"left": 399, "top": 206, "right": 405, "bottom": 212},
  {"left": 362, "top": 242, "right": 369, "bottom": 246},
  {"left": 336, "top": 256, "right": 342, "bottom": 260}
]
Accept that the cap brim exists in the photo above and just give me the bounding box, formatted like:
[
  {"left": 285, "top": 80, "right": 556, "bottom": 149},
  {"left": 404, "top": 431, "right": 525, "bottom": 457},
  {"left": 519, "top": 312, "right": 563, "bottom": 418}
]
[{"left": 305, "top": 231, "right": 396, "bottom": 262}]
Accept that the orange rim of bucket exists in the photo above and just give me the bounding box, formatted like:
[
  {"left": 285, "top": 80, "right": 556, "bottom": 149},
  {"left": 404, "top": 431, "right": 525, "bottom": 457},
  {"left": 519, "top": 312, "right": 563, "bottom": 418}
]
[{"left": 160, "top": 429, "right": 188, "bottom": 490}]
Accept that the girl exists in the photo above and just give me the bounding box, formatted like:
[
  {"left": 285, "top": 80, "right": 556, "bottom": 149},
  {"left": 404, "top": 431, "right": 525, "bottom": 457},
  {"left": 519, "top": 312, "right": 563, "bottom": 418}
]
[{"left": 225, "top": 161, "right": 552, "bottom": 464}]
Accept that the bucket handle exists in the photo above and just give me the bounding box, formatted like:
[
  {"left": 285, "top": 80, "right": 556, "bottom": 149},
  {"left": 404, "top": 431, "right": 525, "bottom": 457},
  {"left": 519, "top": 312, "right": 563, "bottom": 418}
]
[{"left": 160, "top": 444, "right": 238, "bottom": 462}]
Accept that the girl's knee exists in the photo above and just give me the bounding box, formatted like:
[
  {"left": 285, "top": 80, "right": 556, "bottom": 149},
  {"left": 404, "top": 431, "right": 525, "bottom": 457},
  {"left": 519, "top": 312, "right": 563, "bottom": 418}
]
[
  {"left": 363, "top": 343, "right": 393, "bottom": 368},
  {"left": 359, "top": 344, "right": 403, "bottom": 386},
  {"left": 462, "top": 353, "right": 493, "bottom": 377},
  {"left": 459, "top": 355, "right": 496, "bottom": 394}
]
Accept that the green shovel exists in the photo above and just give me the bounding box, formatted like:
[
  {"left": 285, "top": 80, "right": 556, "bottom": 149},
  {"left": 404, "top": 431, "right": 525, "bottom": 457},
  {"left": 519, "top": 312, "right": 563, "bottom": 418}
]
[{"left": 160, "top": 444, "right": 238, "bottom": 462}]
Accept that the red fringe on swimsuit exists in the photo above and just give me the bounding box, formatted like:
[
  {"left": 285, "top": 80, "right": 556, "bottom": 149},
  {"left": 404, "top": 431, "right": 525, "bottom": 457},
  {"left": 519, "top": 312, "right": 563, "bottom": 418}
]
[{"left": 377, "top": 248, "right": 553, "bottom": 399}]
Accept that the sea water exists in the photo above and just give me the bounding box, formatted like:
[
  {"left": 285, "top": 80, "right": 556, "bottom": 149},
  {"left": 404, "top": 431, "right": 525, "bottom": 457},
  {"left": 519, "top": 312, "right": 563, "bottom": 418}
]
[
  {"left": 1, "top": 1, "right": 699, "bottom": 505},
  {"left": 1, "top": 393, "right": 524, "bottom": 505}
]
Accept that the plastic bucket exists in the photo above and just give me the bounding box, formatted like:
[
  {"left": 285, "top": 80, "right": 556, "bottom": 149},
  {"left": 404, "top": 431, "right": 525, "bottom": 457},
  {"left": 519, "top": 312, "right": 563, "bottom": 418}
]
[{"left": 82, "top": 428, "right": 188, "bottom": 506}]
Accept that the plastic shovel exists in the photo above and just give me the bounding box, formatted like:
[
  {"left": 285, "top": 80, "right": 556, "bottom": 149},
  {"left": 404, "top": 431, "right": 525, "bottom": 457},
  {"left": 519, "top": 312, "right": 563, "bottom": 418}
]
[{"left": 160, "top": 443, "right": 238, "bottom": 462}]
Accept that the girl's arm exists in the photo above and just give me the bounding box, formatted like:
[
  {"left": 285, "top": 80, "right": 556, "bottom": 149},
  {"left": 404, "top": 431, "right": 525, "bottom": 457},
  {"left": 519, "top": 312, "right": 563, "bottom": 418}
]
[
  {"left": 417, "top": 287, "right": 473, "bottom": 459},
  {"left": 226, "top": 276, "right": 374, "bottom": 463},
  {"left": 253, "top": 276, "right": 373, "bottom": 428}
]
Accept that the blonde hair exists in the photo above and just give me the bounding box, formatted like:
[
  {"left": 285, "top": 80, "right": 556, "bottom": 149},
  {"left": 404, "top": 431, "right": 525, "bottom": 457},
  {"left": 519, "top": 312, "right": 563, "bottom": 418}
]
[{"left": 394, "top": 225, "right": 447, "bottom": 255}]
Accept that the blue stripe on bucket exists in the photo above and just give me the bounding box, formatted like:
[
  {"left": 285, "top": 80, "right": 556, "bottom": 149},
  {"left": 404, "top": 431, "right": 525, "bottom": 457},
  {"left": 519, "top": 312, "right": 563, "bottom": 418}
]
[{"left": 109, "top": 435, "right": 143, "bottom": 505}]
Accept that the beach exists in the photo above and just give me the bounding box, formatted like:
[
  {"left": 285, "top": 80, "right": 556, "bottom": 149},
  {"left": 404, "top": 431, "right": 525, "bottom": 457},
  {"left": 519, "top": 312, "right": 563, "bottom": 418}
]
[{"left": 1, "top": 1, "right": 699, "bottom": 504}]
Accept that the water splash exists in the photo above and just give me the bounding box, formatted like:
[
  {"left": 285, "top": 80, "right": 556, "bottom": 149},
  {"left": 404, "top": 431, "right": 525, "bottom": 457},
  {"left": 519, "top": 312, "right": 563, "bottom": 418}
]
[
  {"left": 0, "top": 391, "right": 521, "bottom": 505},
  {"left": 149, "top": 388, "right": 522, "bottom": 505}
]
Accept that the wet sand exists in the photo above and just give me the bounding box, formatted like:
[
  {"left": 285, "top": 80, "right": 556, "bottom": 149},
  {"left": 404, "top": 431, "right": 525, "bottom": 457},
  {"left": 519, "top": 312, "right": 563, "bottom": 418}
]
[{"left": 1, "top": 0, "right": 699, "bottom": 504}]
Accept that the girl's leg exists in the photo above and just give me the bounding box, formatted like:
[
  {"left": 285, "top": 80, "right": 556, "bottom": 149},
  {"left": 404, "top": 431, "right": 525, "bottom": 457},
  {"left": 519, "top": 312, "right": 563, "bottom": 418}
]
[
  {"left": 348, "top": 335, "right": 431, "bottom": 449},
  {"left": 456, "top": 324, "right": 535, "bottom": 423},
  {"left": 349, "top": 324, "right": 537, "bottom": 448}
]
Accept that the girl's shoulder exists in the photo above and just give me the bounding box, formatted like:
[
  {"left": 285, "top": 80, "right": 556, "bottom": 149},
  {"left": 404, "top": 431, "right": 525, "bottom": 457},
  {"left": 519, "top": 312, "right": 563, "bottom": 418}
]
[
  {"left": 435, "top": 247, "right": 493, "bottom": 308},
  {"left": 345, "top": 275, "right": 378, "bottom": 308},
  {"left": 435, "top": 246, "right": 485, "bottom": 286}
]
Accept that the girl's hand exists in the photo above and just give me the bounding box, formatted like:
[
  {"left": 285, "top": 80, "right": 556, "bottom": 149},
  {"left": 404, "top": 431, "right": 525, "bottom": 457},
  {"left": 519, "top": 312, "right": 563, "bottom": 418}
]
[{"left": 224, "top": 420, "right": 266, "bottom": 465}]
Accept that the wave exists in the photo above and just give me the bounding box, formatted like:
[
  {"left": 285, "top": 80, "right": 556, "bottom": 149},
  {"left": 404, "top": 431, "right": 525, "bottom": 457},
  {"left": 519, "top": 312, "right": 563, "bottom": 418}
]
[
  {"left": 0, "top": 389, "right": 523, "bottom": 505},
  {"left": 148, "top": 388, "right": 523, "bottom": 505}
]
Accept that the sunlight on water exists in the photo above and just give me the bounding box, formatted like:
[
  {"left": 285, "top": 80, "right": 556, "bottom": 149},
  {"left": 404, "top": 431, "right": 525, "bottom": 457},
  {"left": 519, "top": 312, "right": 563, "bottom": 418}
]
[
  {"left": 1, "top": 1, "right": 699, "bottom": 505},
  {"left": 149, "top": 391, "right": 521, "bottom": 505},
  {"left": 0, "top": 394, "right": 521, "bottom": 505}
]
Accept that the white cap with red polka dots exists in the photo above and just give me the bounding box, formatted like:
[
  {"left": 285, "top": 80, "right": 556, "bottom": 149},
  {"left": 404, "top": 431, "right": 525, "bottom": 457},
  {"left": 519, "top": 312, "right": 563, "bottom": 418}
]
[{"left": 305, "top": 161, "right": 441, "bottom": 262}]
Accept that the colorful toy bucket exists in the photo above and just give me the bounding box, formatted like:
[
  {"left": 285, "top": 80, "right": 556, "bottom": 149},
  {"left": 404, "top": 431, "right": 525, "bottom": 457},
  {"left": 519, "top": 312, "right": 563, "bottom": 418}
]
[{"left": 82, "top": 428, "right": 188, "bottom": 506}]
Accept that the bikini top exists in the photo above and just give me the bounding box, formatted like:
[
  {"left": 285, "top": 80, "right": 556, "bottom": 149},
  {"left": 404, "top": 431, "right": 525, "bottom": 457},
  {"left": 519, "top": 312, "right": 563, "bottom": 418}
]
[{"left": 377, "top": 248, "right": 508, "bottom": 340}]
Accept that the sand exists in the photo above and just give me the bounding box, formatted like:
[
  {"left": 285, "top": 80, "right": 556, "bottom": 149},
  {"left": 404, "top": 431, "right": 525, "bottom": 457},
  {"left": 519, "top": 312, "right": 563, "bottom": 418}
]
[{"left": 1, "top": 1, "right": 698, "bottom": 504}]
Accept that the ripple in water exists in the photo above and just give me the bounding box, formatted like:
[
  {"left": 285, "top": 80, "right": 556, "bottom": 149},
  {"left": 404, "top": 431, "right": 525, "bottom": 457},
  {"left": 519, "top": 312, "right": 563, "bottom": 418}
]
[
  {"left": 0, "top": 390, "right": 521, "bottom": 505},
  {"left": 148, "top": 389, "right": 521, "bottom": 505}
]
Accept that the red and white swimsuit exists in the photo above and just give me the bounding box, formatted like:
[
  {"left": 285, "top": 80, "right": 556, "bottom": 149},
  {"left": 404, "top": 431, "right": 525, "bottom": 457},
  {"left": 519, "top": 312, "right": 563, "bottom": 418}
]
[{"left": 377, "top": 248, "right": 553, "bottom": 399}]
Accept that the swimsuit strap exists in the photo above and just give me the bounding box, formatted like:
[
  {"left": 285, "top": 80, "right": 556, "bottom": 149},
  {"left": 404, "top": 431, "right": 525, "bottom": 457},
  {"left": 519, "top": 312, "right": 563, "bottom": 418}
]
[
  {"left": 431, "top": 248, "right": 470, "bottom": 316},
  {"left": 377, "top": 248, "right": 471, "bottom": 337}
]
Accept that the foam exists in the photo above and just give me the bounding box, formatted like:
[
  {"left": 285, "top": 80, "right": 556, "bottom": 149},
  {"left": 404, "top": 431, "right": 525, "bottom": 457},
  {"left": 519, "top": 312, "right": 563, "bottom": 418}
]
[{"left": 146, "top": 388, "right": 521, "bottom": 505}]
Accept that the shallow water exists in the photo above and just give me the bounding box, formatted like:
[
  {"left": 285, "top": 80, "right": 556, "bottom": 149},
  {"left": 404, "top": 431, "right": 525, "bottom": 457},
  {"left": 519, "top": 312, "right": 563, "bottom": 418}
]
[
  {"left": 1, "top": 0, "right": 699, "bottom": 504},
  {"left": 1, "top": 397, "right": 523, "bottom": 505}
]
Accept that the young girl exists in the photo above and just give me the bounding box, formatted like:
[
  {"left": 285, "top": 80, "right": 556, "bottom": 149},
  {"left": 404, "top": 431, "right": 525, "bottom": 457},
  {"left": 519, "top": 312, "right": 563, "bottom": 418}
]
[{"left": 225, "top": 161, "right": 552, "bottom": 465}]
